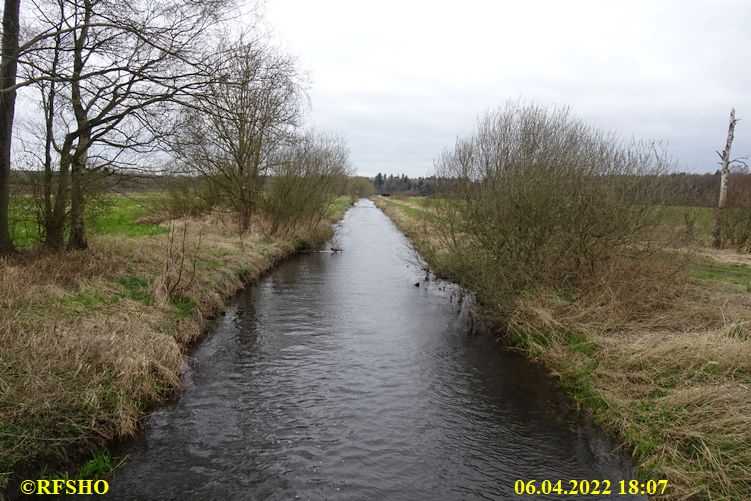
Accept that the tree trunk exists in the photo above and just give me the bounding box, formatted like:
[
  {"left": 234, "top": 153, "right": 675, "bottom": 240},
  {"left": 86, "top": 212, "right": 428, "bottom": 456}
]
[
  {"left": 68, "top": 136, "right": 89, "bottom": 250},
  {"left": 44, "top": 142, "right": 72, "bottom": 251},
  {"left": 66, "top": 0, "right": 90, "bottom": 251},
  {"left": 712, "top": 108, "right": 737, "bottom": 248},
  {"left": 43, "top": 113, "right": 54, "bottom": 236},
  {"left": 42, "top": 31, "right": 62, "bottom": 243},
  {"left": 0, "top": 0, "right": 20, "bottom": 254}
]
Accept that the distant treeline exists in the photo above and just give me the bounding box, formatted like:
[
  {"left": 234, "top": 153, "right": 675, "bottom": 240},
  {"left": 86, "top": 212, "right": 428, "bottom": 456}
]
[
  {"left": 659, "top": 171, "right": 751, "bottom": 207},
  {"left": 372, "top": 170, "right": 751, "bottom": 208},
  {"left": 13, "top": 167, "right": 751, "bottom": 209},
  {"left": 372, "top": 173, "right": 439, "bottom": 196},
  {"left": 9, "top": 169, "right": 176, "bottom": 195}
]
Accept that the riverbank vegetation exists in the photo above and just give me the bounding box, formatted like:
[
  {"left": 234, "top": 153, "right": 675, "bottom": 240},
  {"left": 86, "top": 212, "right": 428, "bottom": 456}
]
[
  {"left": 375, "top": 102, "right": 751, "bottom": 500},
  {"left": 0, "top": 192, "right": 353, "bottom": 493},
  {"left": 0, "top": 0, "right": 358, "bottom": 493}
]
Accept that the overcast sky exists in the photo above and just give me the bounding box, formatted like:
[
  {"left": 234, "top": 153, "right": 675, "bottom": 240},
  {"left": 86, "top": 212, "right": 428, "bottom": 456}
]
[{"left": 263, "top": 0, "right": 751, "bottom": 177}]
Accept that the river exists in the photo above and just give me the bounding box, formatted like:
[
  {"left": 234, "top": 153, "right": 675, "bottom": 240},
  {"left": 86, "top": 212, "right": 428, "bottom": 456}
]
[{"left": 106, "top": 199, "right": 642, "bottom": 500}]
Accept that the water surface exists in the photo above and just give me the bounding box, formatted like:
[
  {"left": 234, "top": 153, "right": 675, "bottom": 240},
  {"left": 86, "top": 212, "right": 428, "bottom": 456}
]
[{"left": 108, "top": 199, "right": 641, "bottom": 500}]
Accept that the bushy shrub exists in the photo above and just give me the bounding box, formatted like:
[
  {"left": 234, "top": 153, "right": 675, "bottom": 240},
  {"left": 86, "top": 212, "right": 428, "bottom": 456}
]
[
  {"left": 432, "top": 101, "right": 677, "bottom": 313},
  {"left": 262, "top": 133, "right": 351, "bottom": 236}
]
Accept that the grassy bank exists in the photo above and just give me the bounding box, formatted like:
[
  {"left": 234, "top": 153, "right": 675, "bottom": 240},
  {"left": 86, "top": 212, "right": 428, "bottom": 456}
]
[
  {"left": 0, "top": 196, "right": 352, "bottom": 494},
  {"left": 375, "top": 196, "right": 751, "bottom": 501}
]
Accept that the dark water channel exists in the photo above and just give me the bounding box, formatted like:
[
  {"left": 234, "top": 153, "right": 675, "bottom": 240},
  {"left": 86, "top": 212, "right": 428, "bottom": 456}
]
[{"left": 107, "top": 199, "right": 642, "bottom": 500}]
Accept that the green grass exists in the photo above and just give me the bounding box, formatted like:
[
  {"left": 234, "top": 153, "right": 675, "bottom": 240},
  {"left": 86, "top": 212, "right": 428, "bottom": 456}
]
[
  {"left": 31, "top": 449, "right": 116, "bottom": 485},
  {"left": 564, "top": 331, "right": 598, "bottom": 356},
  {"left": 556, "top": 356, "right": 610, "bottom": 419},
  {"left": 325, "top": 196, "right": 354, "bottom": 219},
  {"left": 405, "top": 196, "right": 431, "bottom": 206},
  {"left": 88, "top": 195, "right": 167, "bottom": 238},
  {"left": 10, "top": 193, "right": 355, "bottom": 249},
  {"left": 168, "top": 295, "right": 197, "bottom": 319},
  {"left": 400, "top": 205, "right": 427, "bottom": 219},
  {"left": 8, "top": 195, "right": 40, "bottom": 247},
  {"left": 9, "top": 194, "right": 168, "bottom": 248},
  {"left": 690, "top": 259, "right": 751, "bottom": 290},
  {"left": 62, "top": 291, "right": 119, "bottom": 311},
  {"left": 658, "top": 205, "right": 714, "bottom": 243},
  {"left": 75, "top": 450, "right": 114, "bottom": 479},
  {"left": 232, "top": 266, "right": 252, "bottom": 279},
  {"left": 378, "top": 197, "right": 429, "bottom": 219},
  {"left": 117, "top": 275, "right": 152, "bottom": 303}
]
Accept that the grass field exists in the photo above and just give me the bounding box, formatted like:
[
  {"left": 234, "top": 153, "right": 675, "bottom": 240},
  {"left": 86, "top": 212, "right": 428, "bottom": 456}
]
[
  {"left": 660, "top": 205, "right": 715, "bottom": 245},
  {"left": 690, "top": 259, "right": 751, "bottom": 292},
  {"left": 8, "top": 194, "right": 168, "bottom": 247},
  {"left": 9, "top": 194, "right": 356, "bottom": 247},
  {"left": 88, "top": 195, "right": 169, "bottom": 238},
  {"left": 387, "top": 196, "right": 719, "bottom": 246}
]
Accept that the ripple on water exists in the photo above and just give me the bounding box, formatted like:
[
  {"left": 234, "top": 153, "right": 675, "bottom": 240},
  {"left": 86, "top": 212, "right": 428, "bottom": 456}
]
[{"left": 106, "top": 200, "right": 644, "bottom": 501}]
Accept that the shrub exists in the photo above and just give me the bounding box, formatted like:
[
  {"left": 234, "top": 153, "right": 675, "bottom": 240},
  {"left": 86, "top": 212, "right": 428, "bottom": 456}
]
[
  {"left": 153, "top": 177, "right": 216, "bottom": 219},
  {"left": 262, "top": 132, "right": 351, "bottom": 236},
  {"left": 432, "top": 101, "right": 679, "bottom": 315}
]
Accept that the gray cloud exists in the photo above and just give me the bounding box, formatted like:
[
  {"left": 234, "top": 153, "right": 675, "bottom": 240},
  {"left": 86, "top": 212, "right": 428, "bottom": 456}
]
[{"left": 266, "top": 0, "right": 751, "bottom": 176}]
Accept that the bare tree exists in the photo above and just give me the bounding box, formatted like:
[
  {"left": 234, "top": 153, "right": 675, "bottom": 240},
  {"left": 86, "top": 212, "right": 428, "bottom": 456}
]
[
  {"left": 712, "top": 107, "right": 739, "bottom": 249},
  {"left": 18, "top": 0, "right": 228, "bottom": 250},
  {"left": 172, "top": 37, "right": 305, "bottom": 232},
  {"left": 1, "top": 0, "right": 96, "bottom": 251}
]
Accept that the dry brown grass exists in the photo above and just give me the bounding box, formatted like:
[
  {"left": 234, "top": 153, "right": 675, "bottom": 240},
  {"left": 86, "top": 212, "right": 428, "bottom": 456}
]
[
  {"left": 580, "top": 328, "right": 751, "bottom": 499},
  {"left": 0, "top": 211, "right": 339, "bottom": 491},
  {"left": 505, "top": 280, "right": 751, "bottom": 501},
  {"left": 377, "top": 196, "right": 751, "bottom": 501}
]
